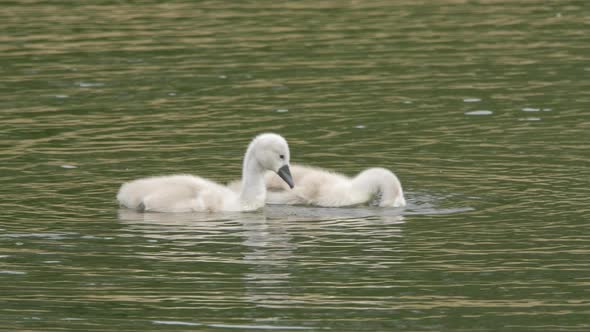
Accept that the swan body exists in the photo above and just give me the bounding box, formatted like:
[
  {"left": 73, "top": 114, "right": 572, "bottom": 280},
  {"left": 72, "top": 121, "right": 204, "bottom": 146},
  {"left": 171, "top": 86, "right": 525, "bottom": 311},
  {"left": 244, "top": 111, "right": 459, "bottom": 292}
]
[
  {"left": 229, "top": 164, "right": 406, "bottom": 208},
  {"left": 117, "top": 133, "right": 294, "bottom": 212}
]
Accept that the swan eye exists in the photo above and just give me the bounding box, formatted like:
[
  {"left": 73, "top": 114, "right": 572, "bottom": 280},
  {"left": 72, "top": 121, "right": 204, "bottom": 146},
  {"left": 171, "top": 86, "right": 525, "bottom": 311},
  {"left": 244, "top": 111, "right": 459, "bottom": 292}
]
[{"left": 279, "top": 154, "right": 285, "bottom": 160}]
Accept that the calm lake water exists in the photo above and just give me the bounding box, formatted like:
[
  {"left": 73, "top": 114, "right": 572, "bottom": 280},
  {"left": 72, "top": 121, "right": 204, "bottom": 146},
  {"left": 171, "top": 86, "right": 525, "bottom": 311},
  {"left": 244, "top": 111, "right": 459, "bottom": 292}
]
[{"left": 1, "top": 1, "right": 589, "bottom": 331}]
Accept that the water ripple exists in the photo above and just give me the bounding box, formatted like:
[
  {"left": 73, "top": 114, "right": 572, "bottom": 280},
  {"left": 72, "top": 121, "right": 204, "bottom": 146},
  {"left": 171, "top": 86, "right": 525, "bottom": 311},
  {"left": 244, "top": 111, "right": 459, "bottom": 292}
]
[{"left": 1, "top": 1, "right": 589, "bottom": 331}]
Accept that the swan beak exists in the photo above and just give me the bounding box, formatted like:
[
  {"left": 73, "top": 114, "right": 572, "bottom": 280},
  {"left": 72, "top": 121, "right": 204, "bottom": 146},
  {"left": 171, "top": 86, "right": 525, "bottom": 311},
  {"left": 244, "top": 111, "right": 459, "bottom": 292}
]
[{"left": 277, "top": 165, "right": 294, "bottom": 189}]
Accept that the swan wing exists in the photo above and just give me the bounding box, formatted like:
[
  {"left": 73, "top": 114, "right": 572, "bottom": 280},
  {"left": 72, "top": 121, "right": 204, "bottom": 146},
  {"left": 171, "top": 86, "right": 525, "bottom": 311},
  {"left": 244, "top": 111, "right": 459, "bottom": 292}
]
[{"left": 117, "top": 175, "right": 234, "bottom": 212}]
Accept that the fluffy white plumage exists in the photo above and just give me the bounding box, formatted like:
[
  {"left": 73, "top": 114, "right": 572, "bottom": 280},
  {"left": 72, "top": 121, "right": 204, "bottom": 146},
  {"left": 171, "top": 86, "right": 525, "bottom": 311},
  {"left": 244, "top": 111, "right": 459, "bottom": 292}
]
[
  {"left": 229, "top": 164, "right": 406, "bottom": 208},
  {"left": 117, "top": 133, "right": 293, "bottom": 212}
]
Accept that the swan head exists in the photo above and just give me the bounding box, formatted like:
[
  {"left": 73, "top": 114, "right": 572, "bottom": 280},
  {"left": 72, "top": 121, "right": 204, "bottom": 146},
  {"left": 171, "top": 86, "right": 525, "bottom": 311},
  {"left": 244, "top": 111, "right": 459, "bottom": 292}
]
[{"left": 246, "top": 133, "right": 294, "bottom": 189}]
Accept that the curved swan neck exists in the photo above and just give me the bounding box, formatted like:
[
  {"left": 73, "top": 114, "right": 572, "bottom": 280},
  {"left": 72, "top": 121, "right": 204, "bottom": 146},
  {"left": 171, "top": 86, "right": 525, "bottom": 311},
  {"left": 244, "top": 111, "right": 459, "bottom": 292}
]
[
  {"left": 352, "top": 168, "right": 405, "bottom": 207},
  {"left": 239, "top": 144, "right": 266, "bottom": 210}
]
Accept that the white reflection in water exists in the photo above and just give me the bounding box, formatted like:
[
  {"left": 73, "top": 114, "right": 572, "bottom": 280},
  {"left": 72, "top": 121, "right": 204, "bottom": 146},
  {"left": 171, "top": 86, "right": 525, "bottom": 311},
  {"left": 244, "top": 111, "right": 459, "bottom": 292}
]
[
  {"left": 117, "top": 206, "right": 407, "bottom": 308},
  {"left": 0, "top": 270, "right": 27, "bottom": 275},
  {"left": 76, "top": 82, "right": 105, "bottom": 87},
  {"left": 240, "top": 217, "right": 297, "bottom": 307},
  {"left": 465, "top": 110, "right": 493, "bottom": 116},
  {"left": 463, "top": 98, "right": 482, "bottom": 103}
]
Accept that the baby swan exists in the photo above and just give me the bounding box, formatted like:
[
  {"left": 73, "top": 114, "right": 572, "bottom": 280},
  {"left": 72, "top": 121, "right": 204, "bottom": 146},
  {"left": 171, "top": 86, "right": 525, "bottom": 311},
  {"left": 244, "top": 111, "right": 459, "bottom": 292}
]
[
  {"left": 117, "top": 133, "right": 294, "bottom": 213},
  {"left": 230, "top": 164, "right": 405, "bottom": 208}
]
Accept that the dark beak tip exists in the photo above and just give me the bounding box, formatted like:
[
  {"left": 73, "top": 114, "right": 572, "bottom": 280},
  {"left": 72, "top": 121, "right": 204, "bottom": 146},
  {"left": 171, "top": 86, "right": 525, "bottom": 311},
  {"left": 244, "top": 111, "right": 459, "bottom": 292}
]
[{"left": 277, "top": 165, "right": 294, "bottom": 189}]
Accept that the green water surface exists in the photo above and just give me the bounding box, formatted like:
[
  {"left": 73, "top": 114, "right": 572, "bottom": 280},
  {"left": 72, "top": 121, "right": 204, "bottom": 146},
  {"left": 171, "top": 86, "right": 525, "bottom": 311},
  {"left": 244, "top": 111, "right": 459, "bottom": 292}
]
[{"left": 1, "top": 1, "right": 589, "bottom": 331}]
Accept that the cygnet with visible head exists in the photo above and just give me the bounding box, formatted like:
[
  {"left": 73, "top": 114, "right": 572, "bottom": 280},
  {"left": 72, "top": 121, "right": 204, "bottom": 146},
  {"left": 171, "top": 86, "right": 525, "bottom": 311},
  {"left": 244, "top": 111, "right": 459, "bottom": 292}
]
[
  {"left": 116, "top": 133, "right": 294, "bottom": 213},
  {"left": 230, "top": 164, "right": 405, "bottom": 208}
]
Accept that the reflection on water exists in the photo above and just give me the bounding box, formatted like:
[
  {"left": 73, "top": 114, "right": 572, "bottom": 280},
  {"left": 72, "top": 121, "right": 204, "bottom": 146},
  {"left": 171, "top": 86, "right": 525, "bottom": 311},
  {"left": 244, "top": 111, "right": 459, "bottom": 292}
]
[
  {"left": 1, "top": 0, "right": 589, "bottom": 331},
  {"left": 240, "top": 217, "right": 296, "bottom": 308},
  {"left": 118, "top": 207, "right": 405, "bottom": 311},
  {"left": 118, "top": 210, "right": 301, "bottom": 310}
]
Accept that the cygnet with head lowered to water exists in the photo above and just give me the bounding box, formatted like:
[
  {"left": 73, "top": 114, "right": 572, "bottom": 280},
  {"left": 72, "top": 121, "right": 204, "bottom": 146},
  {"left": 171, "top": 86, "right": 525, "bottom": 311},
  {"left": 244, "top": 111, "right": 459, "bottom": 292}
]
[
  {"left": 117, "top": 133, "right": 294, "bottom": 212},
  {"left": 229, "top": 164, "right": 405, "bottom": 208}
]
